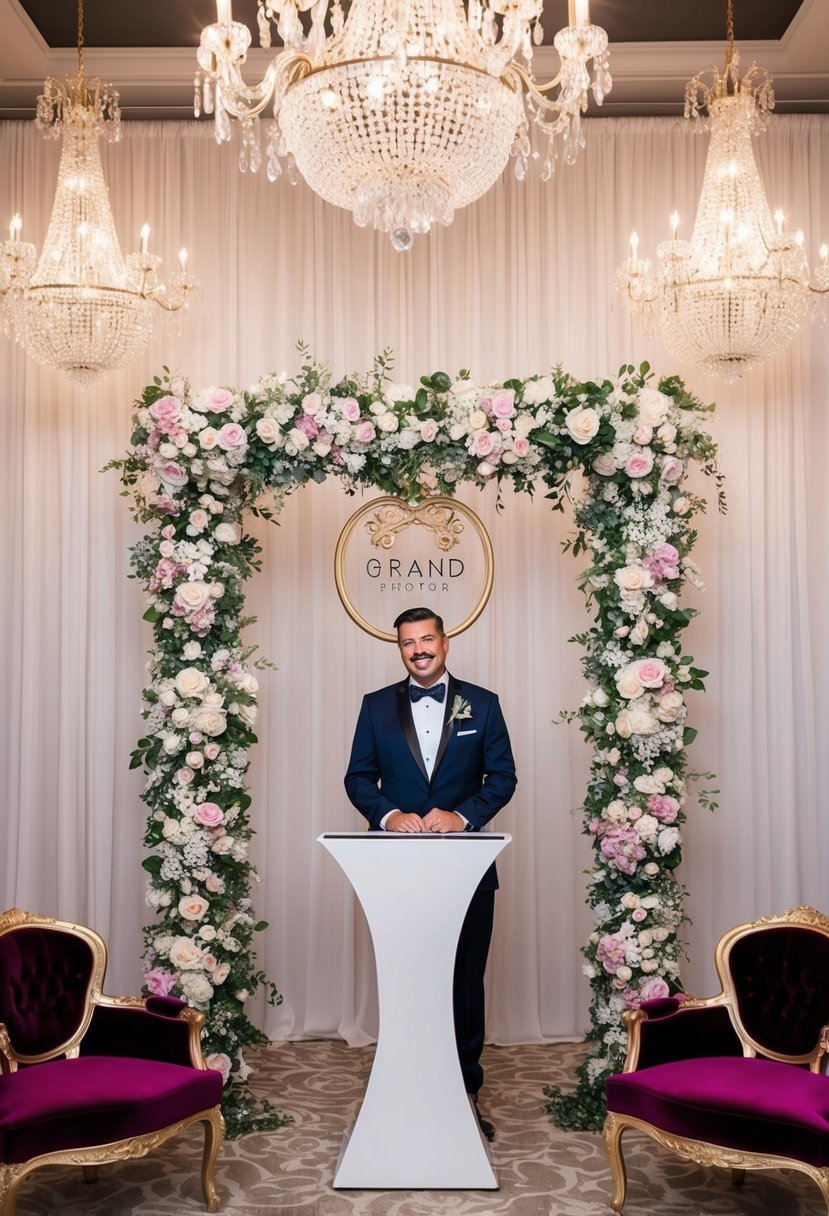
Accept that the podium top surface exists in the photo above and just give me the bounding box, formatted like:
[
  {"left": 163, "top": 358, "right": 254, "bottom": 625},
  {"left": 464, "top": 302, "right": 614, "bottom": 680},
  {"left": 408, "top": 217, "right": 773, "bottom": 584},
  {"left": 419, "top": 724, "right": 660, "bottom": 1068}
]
[{"left": 318, "top": 832, "right": 511, "bottom": 842}]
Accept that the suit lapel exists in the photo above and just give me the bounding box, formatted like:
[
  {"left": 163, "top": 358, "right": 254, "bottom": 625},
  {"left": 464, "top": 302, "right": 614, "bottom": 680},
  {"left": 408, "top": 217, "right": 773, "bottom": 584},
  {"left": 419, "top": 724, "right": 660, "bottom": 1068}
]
[
  {"left": 397, "top": 682, "right": 429, "bottom": 781},
  {"left": 431, "top": 674, "right": 459, "bottom": 781}
]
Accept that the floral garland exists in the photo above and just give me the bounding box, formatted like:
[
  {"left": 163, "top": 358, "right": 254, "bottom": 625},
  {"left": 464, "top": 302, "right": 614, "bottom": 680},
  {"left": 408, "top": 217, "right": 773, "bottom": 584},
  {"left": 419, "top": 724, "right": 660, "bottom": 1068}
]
[{"left": 111, "top": 351, "right": 721, "bottom": 1136}]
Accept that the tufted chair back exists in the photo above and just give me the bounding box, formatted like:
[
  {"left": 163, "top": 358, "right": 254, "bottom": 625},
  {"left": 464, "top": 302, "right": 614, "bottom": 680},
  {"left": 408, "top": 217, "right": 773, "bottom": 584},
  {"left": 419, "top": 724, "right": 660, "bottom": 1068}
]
[
  {"left": 0, "top": 913, "right": 106, "bottom": 1062},
  {"left": 718, "top": 914, "right": 829, "bottom": 1063}
]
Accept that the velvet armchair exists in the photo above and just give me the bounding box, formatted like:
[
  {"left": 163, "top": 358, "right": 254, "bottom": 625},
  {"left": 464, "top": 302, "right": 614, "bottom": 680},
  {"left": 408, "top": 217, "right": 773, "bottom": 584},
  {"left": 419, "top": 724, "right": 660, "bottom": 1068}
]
[
  {"left": 603, "top": 905, "right": 829, "bottom": 1212},
  {"left": 0, "top": 907, "right": 225, "bottom": 1215}
]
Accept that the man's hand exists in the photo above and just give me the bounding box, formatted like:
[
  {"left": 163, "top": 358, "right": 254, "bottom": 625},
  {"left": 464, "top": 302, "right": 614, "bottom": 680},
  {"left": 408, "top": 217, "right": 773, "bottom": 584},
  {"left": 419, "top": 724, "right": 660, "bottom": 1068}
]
[
  {"left": 422, "top": 808, "right": 465, "bottom": 833},
  {"left": 385, "top": 811, "right": 425, "bottom": 833}
]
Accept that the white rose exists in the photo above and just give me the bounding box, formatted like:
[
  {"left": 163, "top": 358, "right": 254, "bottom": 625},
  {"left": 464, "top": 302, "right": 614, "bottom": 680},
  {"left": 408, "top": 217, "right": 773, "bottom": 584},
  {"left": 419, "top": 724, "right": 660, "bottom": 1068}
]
[
  {"left": 565, "top": 407, "right": 600, "bottom": 445},
  {"left": 175, "top": 581, "right": 212, "bottom": 613},
  {"left": 378, "top": 412, "right": 399, "bottom": 433},
  {"left": 287, "top": 427, "right": 310, "bottom": 451},
  {"left": 183, "top": 641, "right": 202, "bottom": 660},
  {"left": 615, "top": 666, "right": 644, "bottom": 700},
  {"left": 162, "top": 733, "right": 183, "bottom": 755},
  {"left": 592, "top": 688, "right": 609, "bottom": 708},
  {"left": 627, "top": 704, "right": 659, "bottom": 735},
  {"left": 178, "top": 894, "right": 209, "bottom": 921},
  {"left": 175, "top": 667, "right": 209, "bottom": 699},
  {"left": 214, "top": 522, "right": 240, "bottom": 545},
  {"left": 621, "top": 892, "right": 640, "bottom": 910},
  {"left": 659, "top": 591, "right": 678, "bottom": 610},
  {"left": 256, "top": 417, "right": 282, "bottom": 447},
  {"left": 179, "top": 972, "right": 214, "bottom": 1004},
  {"left": 615, "top": 965, "right": 633, "bottom": 982},
  {"left": 644, "top": 862, "right": 660, "bottom": 877},
  {"left": 657, "top": 827, "right": 681, "bottom": 854},
  {"left": 199, "top": 427, "right": 220, "bottom": 450},
  {"left": 614, "top": 564, "right": 654, "bottom": 593},
  {"left": 186, "top": 750, "right": 204, "bottom": 769},
  {"left": 634, "top": 814, "right": 659, "bottom": 843},
  {"left": 640, "top": 959, "right": 660, "bottom": 974},
  {"left": 169, "top": 937, "right": 205, "bottom": 970},
  {"left": 615, "top": 712, "right": 633, "bottom": 739},
  {"left": 192, "top": 706, "right": 227, "bottom": 736},
  {"left": 592, "top": 451, "right": 616, "bottom": 477},
  {"left": 211, "top": 835, "right": 234, "bottom": 855},
  {"left": 213, "top": 962, "right": 231, "bottom": 984},
  {"left": 636, "top": 387, "right": 671, "bottom": 427},
  {"left": 469, "top": 409, "right": 487, "bottom": 430}
]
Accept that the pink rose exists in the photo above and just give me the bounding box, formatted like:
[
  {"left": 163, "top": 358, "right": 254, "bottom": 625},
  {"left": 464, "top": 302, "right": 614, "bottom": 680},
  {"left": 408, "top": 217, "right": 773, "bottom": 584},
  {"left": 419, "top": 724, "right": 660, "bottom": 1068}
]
[
  {"left": 302, "top": 392, "right": 323, "bottom": 416},
  {"left": 199, "top": 428, "right": 219, "bottom": 450},
  {"left": 637, "top": 659, "right": 667, "bottom": 688},
  {"left": 625, "top": 450, "right": 654, "bottom": 479},
  {"left": 639, "top": 977, "right": 670, "bottom": 1003},
  {"left": 354, "top": 420, "right": 376, "bottom": 443},
  {"left": 672, "top": 495, "right": 690, "bottom": 515},
  {"left": 472, "top": 430, "right": 494, "bottom": 456},
  {"left": 177, "top": 767, "right": 195, "bottom": 785},
  {"left": 206, "top": 1052, "right": 233, "bottom": 1085},
  {"left": 161, "top": 524, "right": 175, "bottom": 539},
  {"left": 208, "top": 387, "right": 235, "bottom": 412},
  {"left": 490, "top": 393, "right": 516, "bottom": 419},
  {"left": 178, "top": 894, "right": 209, "bottom": 921},
  {"left": 205, "top": 873, "right": 224, "bottom": 893},
  {"left": 495, "top": 417, "right": 512, "bottom": 433},
  {"left": 420, "top": 420, "right": 438, "bottom": 443},
  {"left": 596, "top": 934, "right": 627, "bottom": 974},
  {"left": 194, "top": 802, "right": 225, "bottom": 827},
  {"left": 203, "top": 742, "right": 221, "bottom": 761},
  {"left": 218, "top": 422, "right": 247, "bottom": 451},
  {"left": 512, "top": 436, "right": 530, "bottom": 457},
  {"left": 145, "top": 967, "right": 177, "bottom": 996},
  {"left": 632, "top": 907, "right": 648, "bottom": 922},
  {"left": 342, "top": 397, "right": 361, "bottom": 421},
  {"left": 149, "top": 395, "right": 182, "bottom": 424},
  {"left": 155, "top": 459, "right": 188, "bottom": 487},
  {"left": 660, "top": 455, "right": 683, "bottom": 483}
]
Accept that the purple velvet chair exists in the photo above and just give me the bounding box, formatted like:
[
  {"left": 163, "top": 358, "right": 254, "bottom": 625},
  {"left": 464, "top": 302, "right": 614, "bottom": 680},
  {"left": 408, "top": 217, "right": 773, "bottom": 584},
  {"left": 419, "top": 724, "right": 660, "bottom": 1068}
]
[
  {"left": 0, "top": 907, "right": 224, "bottom": 1215},
  {"left": 603, "top": 906, "right": 829, "bottom": 1213}
]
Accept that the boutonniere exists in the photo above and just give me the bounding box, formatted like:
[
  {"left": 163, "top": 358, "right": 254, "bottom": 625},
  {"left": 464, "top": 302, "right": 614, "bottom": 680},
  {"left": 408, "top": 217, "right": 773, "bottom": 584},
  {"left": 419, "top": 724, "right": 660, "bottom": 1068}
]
[{"left": 449, "top": 695, "right": 473, "bottom": 724}]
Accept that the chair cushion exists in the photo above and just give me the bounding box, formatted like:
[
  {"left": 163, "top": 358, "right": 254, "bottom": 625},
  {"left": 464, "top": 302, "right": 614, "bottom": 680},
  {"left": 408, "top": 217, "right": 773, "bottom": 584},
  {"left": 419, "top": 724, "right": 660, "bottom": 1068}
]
[
  {"left": 607, "top": 1056, "right": 829, "bottom": 1167},
  {"left": 0, "top": 1055, "right": 222, "bottom": 1164}
]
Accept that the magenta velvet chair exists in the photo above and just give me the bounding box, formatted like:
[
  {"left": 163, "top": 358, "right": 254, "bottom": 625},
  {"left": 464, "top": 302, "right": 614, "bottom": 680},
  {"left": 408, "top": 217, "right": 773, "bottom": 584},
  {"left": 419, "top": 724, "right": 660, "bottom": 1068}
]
[
  {"left": 603, "top": 906, "right": 829, "bottom": 1212},
  {"left": 0, "top": 907, "right": 224, "bottom": 1216}
]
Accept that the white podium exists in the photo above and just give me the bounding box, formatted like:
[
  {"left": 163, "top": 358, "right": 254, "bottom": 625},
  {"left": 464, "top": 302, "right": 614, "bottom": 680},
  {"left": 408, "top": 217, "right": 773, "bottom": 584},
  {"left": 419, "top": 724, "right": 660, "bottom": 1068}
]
[{"left": 319, "top": 831, "right": 511, "bottom": 1190}]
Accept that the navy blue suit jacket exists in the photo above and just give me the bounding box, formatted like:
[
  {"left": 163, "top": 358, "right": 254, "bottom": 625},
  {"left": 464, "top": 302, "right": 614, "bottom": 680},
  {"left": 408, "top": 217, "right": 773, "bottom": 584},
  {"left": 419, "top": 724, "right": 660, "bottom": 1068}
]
[{"left": 344, "top": 673, "right": 517, "bottom": 888}]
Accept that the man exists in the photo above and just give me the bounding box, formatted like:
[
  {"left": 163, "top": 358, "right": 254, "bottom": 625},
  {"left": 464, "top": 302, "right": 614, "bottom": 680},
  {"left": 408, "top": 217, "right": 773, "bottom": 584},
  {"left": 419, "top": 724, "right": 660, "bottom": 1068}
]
[{"left": 344, "top": 606, "right": 517, "bottom": 1138}]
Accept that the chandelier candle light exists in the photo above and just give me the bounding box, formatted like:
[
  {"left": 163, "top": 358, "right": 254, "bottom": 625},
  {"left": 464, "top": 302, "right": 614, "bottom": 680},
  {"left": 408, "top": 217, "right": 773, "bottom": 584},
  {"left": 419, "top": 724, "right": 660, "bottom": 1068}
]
[
  {"left": 196, "top": 0, "right": 611, "bottom": 250},
  {"left": 0, "top": 0, "right": 197, "bottom": 387},
  {"left": 614, "top": 0, "right": 829, "bottom": 381}
]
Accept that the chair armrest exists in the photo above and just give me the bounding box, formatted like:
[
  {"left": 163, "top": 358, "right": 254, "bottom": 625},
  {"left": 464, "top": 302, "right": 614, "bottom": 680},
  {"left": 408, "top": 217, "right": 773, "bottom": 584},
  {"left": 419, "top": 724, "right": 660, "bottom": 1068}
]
[
  {"left": 813, "top": 1023, "right": 829, "bottom": 1073},
  {"left": 621, "top": 997, "right": 745, "bottom": 1072},
  {"left": 78, "top": 997, "right": 210, "bottom": 1070}
]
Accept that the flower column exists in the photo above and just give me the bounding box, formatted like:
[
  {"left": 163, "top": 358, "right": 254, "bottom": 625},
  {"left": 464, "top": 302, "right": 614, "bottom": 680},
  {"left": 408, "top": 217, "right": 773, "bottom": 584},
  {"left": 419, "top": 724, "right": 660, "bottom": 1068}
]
[{"left": 118, "top": 379, "right": 288, "bottom": 1135}]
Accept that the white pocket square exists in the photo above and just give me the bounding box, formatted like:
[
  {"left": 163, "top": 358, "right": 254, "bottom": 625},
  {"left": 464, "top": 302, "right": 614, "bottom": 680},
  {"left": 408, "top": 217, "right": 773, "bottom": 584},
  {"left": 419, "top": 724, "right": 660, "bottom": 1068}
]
[{"left": 456, "top": 729, "right": 477, "bottom": 736}]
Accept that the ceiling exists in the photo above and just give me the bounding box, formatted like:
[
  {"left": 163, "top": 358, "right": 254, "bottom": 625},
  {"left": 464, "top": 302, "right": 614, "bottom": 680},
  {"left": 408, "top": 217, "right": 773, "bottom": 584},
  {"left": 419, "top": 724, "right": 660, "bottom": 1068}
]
[{"left": 1, "top": 0, "right": 828, "bottom": 120}]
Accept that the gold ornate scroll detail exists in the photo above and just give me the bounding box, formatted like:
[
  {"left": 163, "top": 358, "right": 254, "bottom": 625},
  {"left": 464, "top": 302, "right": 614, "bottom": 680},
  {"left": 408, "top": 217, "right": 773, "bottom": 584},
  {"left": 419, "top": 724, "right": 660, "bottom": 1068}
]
[
  {"left": 334, "top": 495, "right": 494, "bottom": 642},
  {"left": 602, "top": 1111, "right": 829, "bottom": 1214},
  {"left": 365, "top": 500, "right": 466, "bottom": 553},
  {"left": 0, "top": 1107, "right": 225, "bottom": 1215}
]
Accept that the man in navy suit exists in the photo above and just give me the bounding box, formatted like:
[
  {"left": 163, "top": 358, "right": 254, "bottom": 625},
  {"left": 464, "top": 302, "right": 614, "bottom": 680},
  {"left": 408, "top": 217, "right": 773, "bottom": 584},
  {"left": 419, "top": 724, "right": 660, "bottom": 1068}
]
[{"left": 344, "top": 606, "right": 517, "bottom": 1135}]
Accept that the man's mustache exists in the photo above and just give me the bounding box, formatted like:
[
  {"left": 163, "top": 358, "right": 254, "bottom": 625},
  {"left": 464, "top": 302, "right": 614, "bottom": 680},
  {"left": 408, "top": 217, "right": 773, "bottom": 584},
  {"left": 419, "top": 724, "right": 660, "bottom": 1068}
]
[{"left": 412, "top": 652, "right": 435, "bottom": 661}]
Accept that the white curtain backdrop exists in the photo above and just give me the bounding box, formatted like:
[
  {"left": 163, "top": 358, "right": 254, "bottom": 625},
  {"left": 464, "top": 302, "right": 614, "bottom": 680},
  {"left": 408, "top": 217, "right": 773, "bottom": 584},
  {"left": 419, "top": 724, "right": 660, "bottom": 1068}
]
[{"left": 1, "top": 115, "right": 827, "bottom": 1045}]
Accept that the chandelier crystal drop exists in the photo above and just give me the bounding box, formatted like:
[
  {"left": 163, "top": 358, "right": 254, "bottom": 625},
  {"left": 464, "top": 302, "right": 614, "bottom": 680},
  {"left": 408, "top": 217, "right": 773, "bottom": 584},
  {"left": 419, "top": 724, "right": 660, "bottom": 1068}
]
[
  {"left": 195, "top": 0, "right": 611, "bottom": 249},
  {"left": 614, "top": 0, "right": 828, "bottom": 381},
  {"left": 0, "top": 0, "right": 197, "bottom": 387}
]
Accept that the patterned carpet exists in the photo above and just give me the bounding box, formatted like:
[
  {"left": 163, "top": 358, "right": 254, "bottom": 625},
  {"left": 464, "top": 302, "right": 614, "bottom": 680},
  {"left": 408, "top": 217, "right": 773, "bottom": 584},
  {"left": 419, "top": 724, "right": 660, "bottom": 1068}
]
[{"left": 19, "top": 1041, "right": 821, "bottom": 1216}]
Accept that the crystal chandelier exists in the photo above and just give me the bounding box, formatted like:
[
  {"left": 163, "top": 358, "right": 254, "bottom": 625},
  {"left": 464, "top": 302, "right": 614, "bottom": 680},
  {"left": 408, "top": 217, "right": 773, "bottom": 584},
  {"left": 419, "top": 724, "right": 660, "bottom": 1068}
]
[
  {"left": 195, "top": 0, "right": 611, "bottom": 250},
  {"left": 614, "top": 0, "right": 829, "bottom": 381},
  {"left": 0, "top": 0, "right": 197, "bottom": 388}
]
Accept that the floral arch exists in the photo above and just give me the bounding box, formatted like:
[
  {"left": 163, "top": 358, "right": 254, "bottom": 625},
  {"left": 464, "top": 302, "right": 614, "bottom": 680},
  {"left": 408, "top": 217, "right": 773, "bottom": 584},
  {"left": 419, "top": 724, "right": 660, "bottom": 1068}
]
[{"left": 113, "top": 351, "right": 722, "bottom": 1134}]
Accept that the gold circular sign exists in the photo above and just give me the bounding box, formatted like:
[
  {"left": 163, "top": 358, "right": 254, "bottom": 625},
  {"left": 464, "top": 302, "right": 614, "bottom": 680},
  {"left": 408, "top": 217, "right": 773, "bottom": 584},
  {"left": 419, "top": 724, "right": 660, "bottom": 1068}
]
[{"left": 334, "top": 496, "right": 494, "bottom": 641}]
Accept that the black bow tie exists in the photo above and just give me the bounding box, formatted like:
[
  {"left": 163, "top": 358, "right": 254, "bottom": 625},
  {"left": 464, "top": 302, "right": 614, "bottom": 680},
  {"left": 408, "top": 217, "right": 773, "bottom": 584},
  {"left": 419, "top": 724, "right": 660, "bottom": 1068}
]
[{"left": 410, "top": 683, "right": 446, "bottom": 703}]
